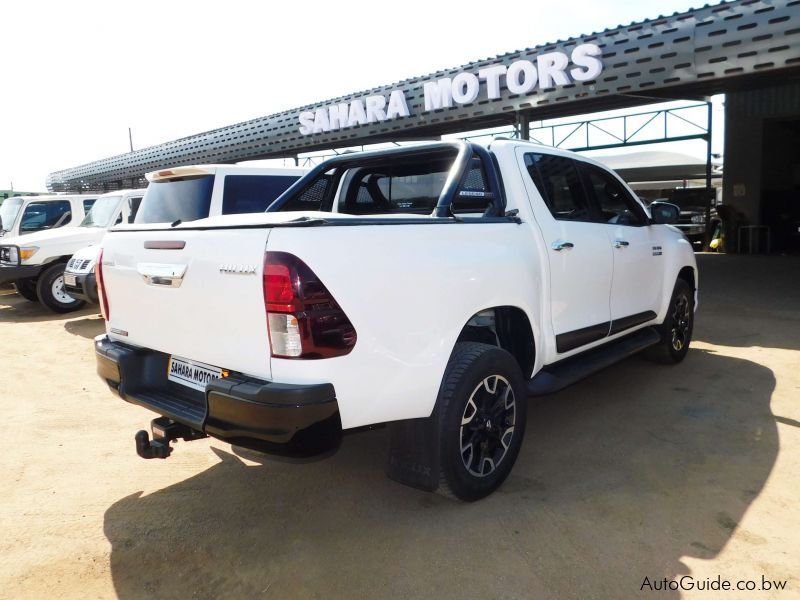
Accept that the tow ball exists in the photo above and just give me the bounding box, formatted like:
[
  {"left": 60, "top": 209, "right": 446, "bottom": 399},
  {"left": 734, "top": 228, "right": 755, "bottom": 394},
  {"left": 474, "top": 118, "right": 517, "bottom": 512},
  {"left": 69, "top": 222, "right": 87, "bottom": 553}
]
[{"left": 135, "top": 417, "right": 207, "bottom": 459}]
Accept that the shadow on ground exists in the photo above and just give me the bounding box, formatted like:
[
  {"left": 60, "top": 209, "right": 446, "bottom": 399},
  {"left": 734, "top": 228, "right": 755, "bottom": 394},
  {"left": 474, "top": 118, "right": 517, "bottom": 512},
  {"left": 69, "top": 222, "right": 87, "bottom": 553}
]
[
  {"left": 64, "top": 314, "right": 105, "bottom": 339},
  {"left": 695, "top": 254, "right": 800, "bottom": 350},
  {"left": 104, "top": 348, "right": 777, "bottom": 598},
  {"left": 0, "top": 289, "right": 95, "bottom": 323}
]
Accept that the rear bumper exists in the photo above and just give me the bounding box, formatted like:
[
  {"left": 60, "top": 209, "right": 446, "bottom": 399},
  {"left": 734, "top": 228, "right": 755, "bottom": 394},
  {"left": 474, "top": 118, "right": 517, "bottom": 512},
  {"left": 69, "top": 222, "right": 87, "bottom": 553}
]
[
  {"left": 95, "top": 335, "right": 341, "bottom": 457},
  {"left": 0, "top": 263, "right": 43, "bottom": 285},
  {"left": 64, "top": 271, "right": 98, "bottom": 303}
]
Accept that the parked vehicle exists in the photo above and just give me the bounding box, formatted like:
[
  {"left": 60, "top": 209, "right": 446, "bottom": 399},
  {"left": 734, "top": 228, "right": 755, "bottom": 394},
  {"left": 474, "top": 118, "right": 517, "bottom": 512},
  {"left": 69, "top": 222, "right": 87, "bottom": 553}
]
[
  {"left": 60, "top": 190, "right": 147, "bottom": 305},
  {"left": 134, "top": 164, "right": 308, "bottom": 225},
  {"left": 0, "top": 190, "right": 143, "bottom": 311},
  {"left": 0, "top": 194, "right": 97, "bottom": 239},
  {"left": 63, "top": 165, "right": 308, "bottom": 306},
  {"left": 95, "top": 140, "right": 696, "bottom": 501}
]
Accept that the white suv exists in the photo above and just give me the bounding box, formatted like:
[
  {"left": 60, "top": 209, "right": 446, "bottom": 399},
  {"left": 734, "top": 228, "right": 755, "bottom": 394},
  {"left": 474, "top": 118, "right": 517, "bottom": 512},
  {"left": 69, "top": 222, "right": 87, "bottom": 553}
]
[{"left": 0, "top": 195, "right": 97, "bottom": 239}]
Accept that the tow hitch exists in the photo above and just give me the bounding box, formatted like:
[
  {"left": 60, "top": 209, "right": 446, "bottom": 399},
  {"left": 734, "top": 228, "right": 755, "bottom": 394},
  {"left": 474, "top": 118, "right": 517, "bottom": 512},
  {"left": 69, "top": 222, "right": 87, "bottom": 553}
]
[{"left": 134, "top": 417, "right": 207, "bottom": 459}]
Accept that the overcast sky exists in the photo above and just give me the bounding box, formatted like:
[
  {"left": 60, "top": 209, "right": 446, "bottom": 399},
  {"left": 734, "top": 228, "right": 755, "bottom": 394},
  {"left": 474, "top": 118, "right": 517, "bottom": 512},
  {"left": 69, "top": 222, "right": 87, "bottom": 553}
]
[{"left": 2, "top": 0, "right": 714, "bottom": 191}]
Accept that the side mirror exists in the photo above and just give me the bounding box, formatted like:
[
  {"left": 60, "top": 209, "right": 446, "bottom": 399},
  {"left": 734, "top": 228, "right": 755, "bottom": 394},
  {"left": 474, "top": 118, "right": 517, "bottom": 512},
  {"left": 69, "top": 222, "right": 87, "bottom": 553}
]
[{"left": 650, "top": 201, "right": 680, "bottom": 225}]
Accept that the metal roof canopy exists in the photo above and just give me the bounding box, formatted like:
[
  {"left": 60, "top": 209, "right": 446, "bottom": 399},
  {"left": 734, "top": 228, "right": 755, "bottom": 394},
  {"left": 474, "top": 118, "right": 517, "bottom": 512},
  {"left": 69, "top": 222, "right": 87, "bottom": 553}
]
[{"left": 47, "top": 0, "right": 800, "bottom": 192}]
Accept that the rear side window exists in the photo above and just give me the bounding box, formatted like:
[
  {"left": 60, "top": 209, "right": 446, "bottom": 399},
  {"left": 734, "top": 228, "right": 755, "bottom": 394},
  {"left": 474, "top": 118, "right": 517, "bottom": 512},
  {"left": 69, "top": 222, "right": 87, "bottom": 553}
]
[
  {"left": 19, "top": 201, "right": 72, "bottom": 233},
  {"left": 524, "top": 153, "right": 594, "bottom": 222},
  {"left": 127, "top": 196, "right": 143, "bottom": 223},
  {"left": 222, "top": 175, "right": 300, "bottom": 215},
  {"left": 136, "top": 176, "right": 214, "bottom": 224},
  {"left": 580, "top": 163, "right": 645, "bottom": 226},
  {"left": 338, "top": 157, "right": 452, "bottom": 215}
]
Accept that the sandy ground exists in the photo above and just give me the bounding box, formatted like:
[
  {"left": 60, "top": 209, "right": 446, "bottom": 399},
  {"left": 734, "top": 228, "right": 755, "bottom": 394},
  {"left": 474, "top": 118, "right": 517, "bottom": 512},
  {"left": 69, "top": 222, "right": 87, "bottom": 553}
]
[{"left": 0, "top": 254, "right": 798, "bottom": 599}]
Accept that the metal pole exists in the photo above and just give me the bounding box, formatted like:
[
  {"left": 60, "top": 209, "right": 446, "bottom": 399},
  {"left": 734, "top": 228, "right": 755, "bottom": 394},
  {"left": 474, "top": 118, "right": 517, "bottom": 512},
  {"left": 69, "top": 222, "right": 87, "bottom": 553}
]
[
  {"left": 128, "top": 128, "right": 134, "bottom": 153},
  {"left": 517, "top": 112, "right": 530, "bottom": 140},
  {"left": 704, "top": 100, "right": 713, "bottom": 249}
]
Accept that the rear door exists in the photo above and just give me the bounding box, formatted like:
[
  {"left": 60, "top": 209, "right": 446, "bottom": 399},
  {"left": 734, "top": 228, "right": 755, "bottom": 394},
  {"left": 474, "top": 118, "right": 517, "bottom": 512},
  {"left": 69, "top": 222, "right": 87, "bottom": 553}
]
[
  {"left": 516, "top": 149, "right": 613, "bottom": 355},
  {"left": 578, "top": 161, "right": 663, "bottom": 331}
]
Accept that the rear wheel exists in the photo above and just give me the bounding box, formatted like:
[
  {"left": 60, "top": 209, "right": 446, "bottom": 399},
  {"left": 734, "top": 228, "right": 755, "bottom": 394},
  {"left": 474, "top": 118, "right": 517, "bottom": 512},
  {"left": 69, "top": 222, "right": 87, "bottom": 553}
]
[
  {"left": 436, "top": 342, "right": 527, "bottom": 501},
  {"left": 36, "top": 263, "right": 86, "bottom": 313},
  {"left": 13, "top": 278, "right": 39, "bottom": 302},
  {"left": 644, "top": 278, "right": 694, "bottom": 364}
]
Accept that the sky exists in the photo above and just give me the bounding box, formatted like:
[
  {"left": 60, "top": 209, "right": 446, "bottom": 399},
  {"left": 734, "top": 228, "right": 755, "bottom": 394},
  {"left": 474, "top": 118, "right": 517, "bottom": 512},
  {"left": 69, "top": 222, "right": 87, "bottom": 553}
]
[{"left": 1, "top": 0, "right": 718, "bottom": 191}]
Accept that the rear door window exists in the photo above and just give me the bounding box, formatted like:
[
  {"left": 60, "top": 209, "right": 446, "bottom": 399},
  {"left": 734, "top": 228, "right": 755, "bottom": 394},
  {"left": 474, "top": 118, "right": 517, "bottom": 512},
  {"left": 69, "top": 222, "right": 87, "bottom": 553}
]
[
  {"left": 222, "top": 175, "right": 301, "bottom": 215},
  {"left": 19, "top": 201, "right": 72, "bottom": 233},
  {"left": 524, "top": 153, "right": 596, "bottom": 222},
  {"left": 136, "top": 176, "right": 214, "bottom": 224},
  {"left": 83, "top": 198, "right": 96, "bottom": 213}
]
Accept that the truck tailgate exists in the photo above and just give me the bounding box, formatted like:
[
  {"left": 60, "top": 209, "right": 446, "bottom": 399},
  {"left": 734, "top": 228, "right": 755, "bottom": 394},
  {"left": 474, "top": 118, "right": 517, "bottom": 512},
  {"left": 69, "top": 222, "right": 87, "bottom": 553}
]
[{"left": 101, "top": 227, "right": 272, "bottom": 380}]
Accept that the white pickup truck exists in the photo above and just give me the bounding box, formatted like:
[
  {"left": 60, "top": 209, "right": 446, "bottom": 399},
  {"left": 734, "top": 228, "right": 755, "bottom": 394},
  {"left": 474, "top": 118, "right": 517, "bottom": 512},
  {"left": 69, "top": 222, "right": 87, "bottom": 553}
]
[{"left": 95, "top": 140, "right": 696, "bottom": 501}]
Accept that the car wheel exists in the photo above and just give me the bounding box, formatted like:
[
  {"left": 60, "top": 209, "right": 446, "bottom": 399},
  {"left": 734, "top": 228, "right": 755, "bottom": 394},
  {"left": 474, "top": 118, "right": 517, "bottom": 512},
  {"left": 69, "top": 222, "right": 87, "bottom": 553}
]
[
  {"left": 644, "top": 278, "right": 694, "bottom": 364},
  {"left": 36, "top": 263, "right": 86, "bottom": 313},
  {"left": 13, "top": 278, "right": 39, "bottom": 302},
  {"left": 436, "top": 342, "right": 527, "bottom": 501}
]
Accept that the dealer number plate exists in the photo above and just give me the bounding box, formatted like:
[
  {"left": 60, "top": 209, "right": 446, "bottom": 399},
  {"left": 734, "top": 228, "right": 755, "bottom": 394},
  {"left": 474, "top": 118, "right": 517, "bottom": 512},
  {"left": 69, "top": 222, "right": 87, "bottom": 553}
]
[
  {"left": 167, "top": 356, "right": 222, "bottom": 392},
  {"left": 63, "top": 273, "right": 77, "bottom": 286}
]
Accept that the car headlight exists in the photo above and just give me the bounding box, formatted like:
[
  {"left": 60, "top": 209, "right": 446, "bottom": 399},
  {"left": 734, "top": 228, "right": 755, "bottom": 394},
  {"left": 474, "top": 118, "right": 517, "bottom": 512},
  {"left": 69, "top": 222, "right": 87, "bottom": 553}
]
[
  {"left": 1, "top": 246, "right": 18, "bottom": 263},
  {"left": 691, "top": 214, "right": 704, "bottom": 224},
  {"left": 19, "top": 246, "right": 39, "bottom": 261}
]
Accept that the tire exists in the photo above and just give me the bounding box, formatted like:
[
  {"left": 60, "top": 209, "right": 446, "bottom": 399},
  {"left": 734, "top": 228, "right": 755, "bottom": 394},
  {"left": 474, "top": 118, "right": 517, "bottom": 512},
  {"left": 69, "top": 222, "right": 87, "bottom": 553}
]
[
  {"left": 35, "top": 263, "right": 86, "bottom": 313},
  {"left": 644, "top": 278, "right": 694, "bottom": 364},
  {"left": 13, "top": 278, "right": 39, "bottom": 302},
  {"left": 436, "top": 342, "right": 527, "bottom": 501}
]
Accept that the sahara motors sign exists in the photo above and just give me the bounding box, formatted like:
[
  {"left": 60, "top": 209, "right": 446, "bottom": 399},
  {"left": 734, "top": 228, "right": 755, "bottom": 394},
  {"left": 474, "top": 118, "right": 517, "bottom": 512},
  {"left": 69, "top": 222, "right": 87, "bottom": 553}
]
[{"left": 298, "top": 44, "right": 603, "bottom": 135}]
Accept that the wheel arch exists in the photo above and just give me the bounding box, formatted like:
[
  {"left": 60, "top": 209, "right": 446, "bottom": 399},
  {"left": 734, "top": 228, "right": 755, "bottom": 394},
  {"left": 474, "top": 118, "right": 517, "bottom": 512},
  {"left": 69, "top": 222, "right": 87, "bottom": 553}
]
[{"left": 454, "top": 305, "right": 536, "bottom": 378}]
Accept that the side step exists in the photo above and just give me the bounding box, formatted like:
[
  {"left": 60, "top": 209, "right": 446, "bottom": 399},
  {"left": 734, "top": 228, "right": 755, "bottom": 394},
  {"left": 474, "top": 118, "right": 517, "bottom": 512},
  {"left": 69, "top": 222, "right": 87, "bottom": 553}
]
[{"left": 527, "top": 326, "right": 661, "bottom": 396}]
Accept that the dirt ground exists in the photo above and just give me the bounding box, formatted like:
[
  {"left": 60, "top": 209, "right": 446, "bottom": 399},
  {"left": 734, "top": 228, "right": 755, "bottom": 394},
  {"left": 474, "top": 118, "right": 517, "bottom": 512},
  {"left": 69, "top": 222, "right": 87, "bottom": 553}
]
[{"left": 1, "top": 254, "right": 798, "bottom": 599}]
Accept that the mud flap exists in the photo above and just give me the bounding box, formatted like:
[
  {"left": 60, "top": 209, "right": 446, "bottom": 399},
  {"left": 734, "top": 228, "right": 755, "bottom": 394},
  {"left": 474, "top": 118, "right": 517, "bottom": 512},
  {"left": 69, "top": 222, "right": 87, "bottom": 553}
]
[{"left": 385, "top": 406, "right": 442, "bottom": 492}]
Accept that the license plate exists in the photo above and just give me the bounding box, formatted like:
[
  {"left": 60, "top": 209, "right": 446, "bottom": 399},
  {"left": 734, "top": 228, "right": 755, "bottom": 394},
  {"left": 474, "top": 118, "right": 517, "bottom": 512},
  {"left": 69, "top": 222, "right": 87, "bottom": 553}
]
[
  {"left": 167, "top": 356, "right": 222, "bottom": 391},
  {"left": 63, "top": 273, "right": 77, "bottom": 286}
]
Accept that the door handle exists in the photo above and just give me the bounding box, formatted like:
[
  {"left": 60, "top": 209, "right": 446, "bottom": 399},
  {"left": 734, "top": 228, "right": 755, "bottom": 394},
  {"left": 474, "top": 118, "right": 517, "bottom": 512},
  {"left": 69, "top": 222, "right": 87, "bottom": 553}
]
[
  {"left": 137, "top": 263, "right": 187, "bottom": 287},
  {"left": 613, "top": 240, "right": 630, "bottom": 248},
  {"left": 551, "top": 241, "right": 575, "bottom": 252}
]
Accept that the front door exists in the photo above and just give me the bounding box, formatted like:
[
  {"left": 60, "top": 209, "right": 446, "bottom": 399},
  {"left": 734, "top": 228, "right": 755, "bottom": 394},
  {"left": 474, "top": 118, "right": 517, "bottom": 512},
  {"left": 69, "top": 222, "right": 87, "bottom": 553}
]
[
  {"left": 578, "top": 162, "right": 663, "bottom": 333},
  {"left": 517, "top": 149, "right": 613, "bottom": 355}
]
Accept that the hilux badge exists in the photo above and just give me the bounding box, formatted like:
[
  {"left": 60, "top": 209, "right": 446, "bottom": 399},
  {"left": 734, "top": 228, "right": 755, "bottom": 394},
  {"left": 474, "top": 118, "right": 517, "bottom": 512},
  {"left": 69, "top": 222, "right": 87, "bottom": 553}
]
[{"left": 219, "top": 264, "right": 257, "bottom": 275}]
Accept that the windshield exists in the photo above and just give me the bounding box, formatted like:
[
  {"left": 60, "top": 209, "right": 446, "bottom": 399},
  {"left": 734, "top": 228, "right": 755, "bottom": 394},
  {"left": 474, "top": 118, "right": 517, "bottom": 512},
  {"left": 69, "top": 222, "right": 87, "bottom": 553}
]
[
  {"left": 80, "top": 196, "right": 121, "bottom": 228},
  {"left": 136, "top": 175, "right": 214, "bottom": 224},
  {"left": 0, "top": 197, "right": 24, "bottom": 232}
]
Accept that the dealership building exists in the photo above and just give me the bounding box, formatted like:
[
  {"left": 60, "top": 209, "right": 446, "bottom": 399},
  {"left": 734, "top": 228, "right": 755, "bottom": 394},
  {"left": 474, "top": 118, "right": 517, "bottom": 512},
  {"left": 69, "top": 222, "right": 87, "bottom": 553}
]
[{"left": 47, "top": 0, "right": 800, "bottom": 252}]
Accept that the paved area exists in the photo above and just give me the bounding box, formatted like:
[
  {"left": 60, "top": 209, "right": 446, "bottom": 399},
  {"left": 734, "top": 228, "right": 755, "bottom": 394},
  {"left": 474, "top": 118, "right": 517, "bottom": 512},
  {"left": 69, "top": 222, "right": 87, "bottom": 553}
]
[{"left": 1, "top": 254, "right": 798, "bottom": 599}]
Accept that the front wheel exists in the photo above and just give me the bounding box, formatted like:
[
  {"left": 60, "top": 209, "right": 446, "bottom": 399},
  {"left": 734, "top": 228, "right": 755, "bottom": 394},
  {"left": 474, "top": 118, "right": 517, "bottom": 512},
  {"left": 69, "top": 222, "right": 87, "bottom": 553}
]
[
  {"left": 644, "top": 278, "right": 694, "bottom": 364},
  {"left": 13, "top": 278, "right": 39, "bottom": 302},
  {"left": 36, "top": 263, "right": 86, "bottom": 313},
  {"left": 436, "top": 342, "right": 527, "bottom": 501}
]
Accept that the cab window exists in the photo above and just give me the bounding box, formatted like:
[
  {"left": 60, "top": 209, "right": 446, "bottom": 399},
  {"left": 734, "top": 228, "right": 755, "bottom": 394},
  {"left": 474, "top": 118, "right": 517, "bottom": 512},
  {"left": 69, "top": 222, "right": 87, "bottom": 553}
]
[
  {"left": 580, "top": 163, "right": 646, "bottom": 226},
  {"left": 524, "top": 153, "right": 595, "bottom": 222},
  {"left": 19, "top": 201, "right": 72, "bottom": 233}
]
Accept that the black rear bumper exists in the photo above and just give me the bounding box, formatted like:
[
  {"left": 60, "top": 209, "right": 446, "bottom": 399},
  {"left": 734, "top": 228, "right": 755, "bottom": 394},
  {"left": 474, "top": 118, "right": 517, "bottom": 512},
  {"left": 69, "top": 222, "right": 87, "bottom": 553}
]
[{"left": 95, "top": 336, "right": 341, "bottom": 457}]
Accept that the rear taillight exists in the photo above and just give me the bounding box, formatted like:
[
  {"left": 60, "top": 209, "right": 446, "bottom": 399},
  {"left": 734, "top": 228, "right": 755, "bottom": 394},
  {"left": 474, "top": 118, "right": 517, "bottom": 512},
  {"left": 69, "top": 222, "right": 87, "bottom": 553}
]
[
  {"left": 96, "top": 249, "right": 110, "bottom": 320},
  {"left": 263, "top": 251, "right": 357, "bottom": 359}
]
